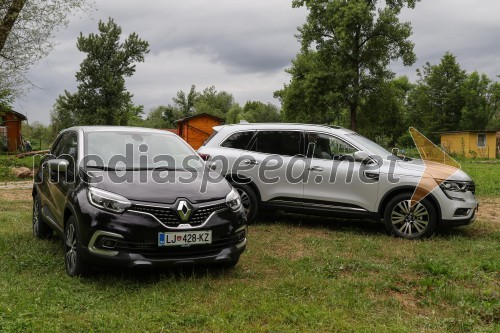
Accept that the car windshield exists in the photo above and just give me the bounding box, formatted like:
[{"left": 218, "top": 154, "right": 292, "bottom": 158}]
[
  {"left": 346, "top": 133, "right": 392, "bottom": 158},
  {"left": 84, "top": 131, "right": 204, "bottom": 171}
]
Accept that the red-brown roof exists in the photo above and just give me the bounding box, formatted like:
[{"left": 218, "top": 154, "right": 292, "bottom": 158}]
[{"left": 175, "top": 113, "right": 225, "bottom": 123}]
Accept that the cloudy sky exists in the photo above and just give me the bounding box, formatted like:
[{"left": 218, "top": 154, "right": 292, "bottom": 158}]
[{"left": 15, "top": 0, "right": 500, "bottom": 124}]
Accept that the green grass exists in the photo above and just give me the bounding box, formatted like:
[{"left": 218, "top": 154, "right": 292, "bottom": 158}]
[
  {"left": 0, "top": 155, "right": 42, "bottom": 182},
  {"left": 459, "top": 159, "right": 500, "bottom": 196},
  {"left": 0, "top": 190, "right": 498, "bottom": 332}
]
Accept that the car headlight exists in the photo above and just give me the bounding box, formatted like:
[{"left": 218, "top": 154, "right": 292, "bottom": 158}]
[
  {"left": 87, "top": 188, "right": 131, "bottom": 213},
  {"left": 439, "top": 180, "right": 470, "bottom": 192},
  {"left": 225, "top": 188, "right": 242, "bottom": 211}
]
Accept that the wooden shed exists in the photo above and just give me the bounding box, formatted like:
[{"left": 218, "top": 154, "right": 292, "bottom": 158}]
[
  {"left": 175, "top": 113, "right": 224, "bottom": 150},
  {"left": 0, "top": 109, "right": 27, "bottom": 152},
  {"left": 440, "top": 130, "right": 498, "bottom": 159}
]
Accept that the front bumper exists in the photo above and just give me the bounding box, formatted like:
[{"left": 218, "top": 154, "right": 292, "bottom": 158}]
[
  {"left": 434, "top": 187, "right": 478, "bottom": 226},
  {"left": 77, "top": 193, "right": 247, "bottom": 268}
]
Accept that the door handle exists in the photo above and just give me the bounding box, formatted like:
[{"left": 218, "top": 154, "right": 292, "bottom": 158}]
[
  {"left": 364, "top": 171, "right": 379, "bottom": 180},
  {"left": 309, "top": 166, "right": 324, "bottom": 172},
  {"left": 242, "top": 159, "right": 260, "bottom": 166}
]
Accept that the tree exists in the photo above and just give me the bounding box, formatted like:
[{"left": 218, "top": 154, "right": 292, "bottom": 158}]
[
  {"left": 408, "top": 52, "right": 467, "bottom": 141},
  {"left": 0, "top": 0, "right": 90, "bottom": 93},
  {"left": 358, "top": 76, "right": 414, "bottom": 146},
  {"left": 460, "top": 72, "right": 500, "bottom": 130},
  {"left": 161, "top": 85, "right": 238, "bottom": 123},
  {"left": 172, "top": 85, "right": 198, "bottom": 117},
  {"left": 275, "top": 51, "right": 344, "bottom": 124},
  {"left": 240, "top": 101, "right": 281, "bottom": 123},
  {"left": 142, "top": 106, "right": 177, "bottom": 129},
  {"left": 278, "top": 0, "right": 417, "bottom": 130},
  {"left": 194, "top": 86, "right": 236, "bottom": 119},
  {"left": 55, "top": 18, "right": 149, "bottom": 126}
]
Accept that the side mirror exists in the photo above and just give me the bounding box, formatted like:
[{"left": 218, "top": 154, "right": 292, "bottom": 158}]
[
  {"left": 353, "top": 151, "right": 372, "bottom": 164},
  {"left": 392, "top": 148, "right": 399, "bottom": 156},
  {"left": 48, "top": 159, "right": 69, "bottom": 173}
]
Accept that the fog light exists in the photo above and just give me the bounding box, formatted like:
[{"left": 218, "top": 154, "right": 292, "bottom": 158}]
[
  {"left": 100, "top": 238, "right": 117, "bottom": 249},
  {"left": 454, "top": 208, "right": 470, "bottom": 217},
  {"left": 237, "top": 230, "right": 246, "bottom": 242}
]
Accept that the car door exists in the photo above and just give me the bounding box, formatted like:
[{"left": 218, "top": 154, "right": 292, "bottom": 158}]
[
  {"left": 303, "top": 132, "right": 380, "bottom": 213},
  {"left": 238, "top": 130, "right": 306, "bottom": 205},
  {"left": 46, "top": 131, "right": 79, "bottom": 227}
]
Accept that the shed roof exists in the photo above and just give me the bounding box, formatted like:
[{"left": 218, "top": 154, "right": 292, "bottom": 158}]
[
  {"left": 175, "top": 113, "right": 224, "bottom": 123},
  {"left": 0, "top": 109, "right": 27, "bottom": 121},
  {"left": 438, "top": 130, "right": 498, "bottom": 134}
]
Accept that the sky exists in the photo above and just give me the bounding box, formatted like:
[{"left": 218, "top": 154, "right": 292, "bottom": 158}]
[{"left": 14, "top": 0, "right": 500, "bottom": 125}]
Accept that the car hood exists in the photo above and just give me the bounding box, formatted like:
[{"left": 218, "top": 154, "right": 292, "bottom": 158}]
[
  {"left": 396, "top": 159, "right": 472, "bottom": 181},
  {"left": 84, "top": 170, "right": 231, "bottom": 204}
]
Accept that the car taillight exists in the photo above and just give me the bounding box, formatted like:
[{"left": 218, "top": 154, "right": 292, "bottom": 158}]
[{"left": 198, "top": 152, "right": 210, "bottom": 161}]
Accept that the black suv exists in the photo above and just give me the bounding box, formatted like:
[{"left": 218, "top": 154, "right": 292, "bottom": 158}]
[{"left": 32, "top": 126, "right": 247, "bottom": 276}]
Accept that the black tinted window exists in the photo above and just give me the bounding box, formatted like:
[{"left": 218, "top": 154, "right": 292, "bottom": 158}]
[
  {"left": 221, "top": 131, "right": 255, "bottom": 149},
  {"left": 251, "top": 131, "right": 301, "bottom": 156},
  {"left": 58, "top": 132, "right": 78, "bottom": 172}
]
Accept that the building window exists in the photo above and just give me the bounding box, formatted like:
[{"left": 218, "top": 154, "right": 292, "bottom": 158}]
[{"left": 477, "top": 133, "right": 486, "bottom": 148}]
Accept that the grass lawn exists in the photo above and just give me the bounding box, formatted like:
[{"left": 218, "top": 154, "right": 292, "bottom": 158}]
[{"left": 0, "top": 188, "right": 498, "bottom": 332}]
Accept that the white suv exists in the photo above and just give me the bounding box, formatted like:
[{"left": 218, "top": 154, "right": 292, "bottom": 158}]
[{"left": 198, "top": 123, "right": 478, "bottom": 239}]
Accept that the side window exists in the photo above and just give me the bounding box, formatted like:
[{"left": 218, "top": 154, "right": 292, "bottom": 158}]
[
  {"left": 50, "top": 133, "right": 67, "bottom": 157},
  {"left": 220, "top": 131, "right": 255, "bottom": 150},
  {"left": 58, "top": 132, "right": 78, "bottom": 173},
  {"left": 250, "top": 131, "right": 301, "bottom": 156},
  {"left": 306, "top": 133, "right": 357, "bottom": 160}
]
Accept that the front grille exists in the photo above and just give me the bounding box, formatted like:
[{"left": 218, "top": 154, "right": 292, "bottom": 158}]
[
  {"left": 189, "top": 203, "right": 227, "bottom": 224},
  {"left": 130, "top": 201, "right": 228, "bottom": 227},
  {"left": 131, "top": 205, "right": 179, "bottom": 225}
]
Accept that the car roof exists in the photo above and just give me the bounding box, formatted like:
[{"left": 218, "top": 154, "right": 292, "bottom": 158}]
[
  {"left": 213, "top": 123, "right": 354, "bottom": 134},
  {"left": 62, "top": 126, "right": 176, "bottom": 135}
]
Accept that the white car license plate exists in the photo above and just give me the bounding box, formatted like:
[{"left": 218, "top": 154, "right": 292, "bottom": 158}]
[{"left": 158, "top": 231, "right": 212, "bottom": 246}]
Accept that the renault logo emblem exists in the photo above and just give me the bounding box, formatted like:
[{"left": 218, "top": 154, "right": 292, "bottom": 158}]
[{"left": 177, "top": 200, "right": 192, "bottom": 222}]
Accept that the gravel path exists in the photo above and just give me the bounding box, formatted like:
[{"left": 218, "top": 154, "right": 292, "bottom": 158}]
[{"left": 0, "top": 181, "right": 33, "bottom": 190}]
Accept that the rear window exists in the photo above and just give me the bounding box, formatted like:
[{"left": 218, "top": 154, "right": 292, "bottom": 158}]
[
  {"left": 202, "top": 130, "right": 219, "bottom": 146},
  {"left": 220, "top": 131, "right": 255, "bottom": 150},
  {"left": 250, "top": 131, "right": 301, "bottom": 156}
]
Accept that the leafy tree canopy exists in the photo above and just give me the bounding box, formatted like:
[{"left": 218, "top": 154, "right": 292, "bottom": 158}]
[
  {"left": 0, "top": 0, "right": 91, "bottom": 94},
  {"left": 278, "top": 0, "right": 417, "bottom": 130},
  {"left": 52, "top": 18, "right": 149, "bottom": 128}
]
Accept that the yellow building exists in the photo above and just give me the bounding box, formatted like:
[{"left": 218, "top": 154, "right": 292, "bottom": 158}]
[{"left": 440, "top": 131, "right": 498, "bottom": 159}]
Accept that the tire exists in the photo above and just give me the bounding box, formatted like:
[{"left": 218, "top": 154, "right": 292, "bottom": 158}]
[
  {"left": 64, "top": 216, "right": 90, "bottom": 277},
  {"left": 231, "top": 182, "right": 259, "bottom": 224},
  {"left": 383, "top": 193, "right": 437, "bottom": 239},
  {"left": 32, "top": 193, "right": 52, "bottom": 239}
]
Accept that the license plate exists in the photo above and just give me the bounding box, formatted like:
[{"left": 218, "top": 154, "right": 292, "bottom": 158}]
[{"left": 158, "top": 231, "right": 212, "bottom": 247}]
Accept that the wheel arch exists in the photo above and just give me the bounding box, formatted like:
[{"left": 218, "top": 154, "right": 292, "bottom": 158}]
[
  {"left": 378, "top": 186, "right": 442, "bottom": 223},
  {"left": 225, "top": 174, "right": 262, "bottom": 203}
]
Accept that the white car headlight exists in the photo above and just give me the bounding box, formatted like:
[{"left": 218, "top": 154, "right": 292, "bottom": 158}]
[
  {"left": 225, "top": 188, "right": 242, "bottom": 211},
  {"left": 87, "top": 188, "right": 131, "bottom": 213},
  {"left": 439, "top": 180, "right": 469, "bottom": 192}
]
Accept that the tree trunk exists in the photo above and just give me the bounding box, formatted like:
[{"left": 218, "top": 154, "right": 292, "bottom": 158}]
[
  {"left": 0, "top": 0, "right": 27, "bottom": 53},
  {"left": 350, "top": 103, "right": 357, "bottom": 131}
]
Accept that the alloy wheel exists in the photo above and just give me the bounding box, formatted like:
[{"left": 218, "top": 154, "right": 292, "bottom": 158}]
[
  {"left": 32, "top": 199, "right": 40, "bottom": 236},
  {"left": 236, "top": 188, "right": 251, "bottom": 216},
  {"left": 391, "top": 200, "right": 430, "bottom": 237},
  {"left": 65, "top": 224, "right": 77, "bottom": 274}
]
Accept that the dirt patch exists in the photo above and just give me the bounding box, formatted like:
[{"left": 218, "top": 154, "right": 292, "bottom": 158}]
[
  {"left": 0, "top": 188, "right": 32, "bottom": 201},
  {"left": 477, "top": 197, "right": 499, "bottom": 224}
]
